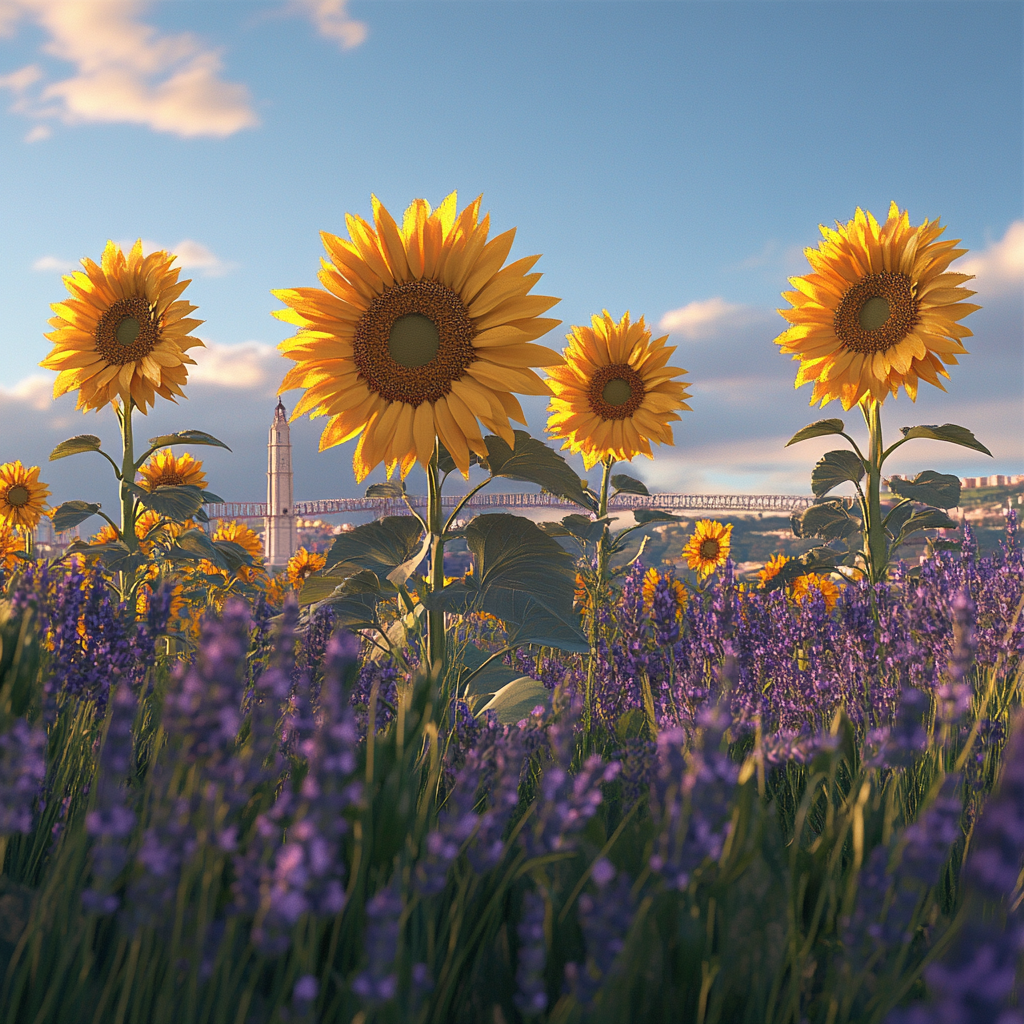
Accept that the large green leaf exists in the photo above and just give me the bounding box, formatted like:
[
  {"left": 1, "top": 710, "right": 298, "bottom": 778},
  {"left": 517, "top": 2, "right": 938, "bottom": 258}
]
[
  {"left": 323, "top": 516, "right": 425, "bottom": 574},
  {"left": 558, "top": 514, "right": 611, "bottom": 545},
  {"left": 365, "top": 482, "right": 406, "bottom": 498},
  {"left": 897, "top": 507, "right": 958, "bottom": 536},
  {"left": 478, "top": 676, "right": 551, "bottom": 724},
  {"left": 49, "top": 435, "right": 102, "bottom": 461},
  {"left": 52, "top": 501, "right": 101, "bottom": 533},
  {"left": 785, "top": 418, "right": 845, "bottom": 447},
  {"left": 611, "top": 473, "right": 649, "bottom": 496},
  {"left": 898, "top": 423, "right": 992, "bottom": 457},
  {"left": 212, "top": 540, "right": 255, "bottom": 573},
  {"left": 87, "top": 542, "right": 145, "bottom": 574},
  {"left": 883, "top": 500, "right": 915, "bottom": 540},
  {"left": 386, "top": 531, "right": 431, "bottom": 588},
  {"left": 147, "top": 429, "right": 231, "bottom": 452},
  {"left": 889, "top": 471, "right": 961, "bottom": 510},
  {"left": 129, "top": 482, "right": 205, "bottom": 521},
  {"left": 301, "top": 567, "right": 396, "bottom": 609},
  {"left": 633, "top": 508, "right": 682, "bottom": 525},
  {"left": 465, "top": 513, "right": 576, "bottom": 599},
  {"left": 319, "top": 570, "right": 388, "bottom": 630},
  {"left": 457, "top": 643, "right": 522, "bottom": 697},
  {"left": 478, "top": 431, "right": 598, "bottom": 511},
  {"left": 795, "top": 500, "right": 860, "bottom": 542},
  {"left": 811, "top": 450, "right": 865, "bottom": 497},
  {"left": 167, "top": 528, "right": 228, "bottom": 569},
  {"left": 201, "top": 490, "right": 226, "bottom": 504}
]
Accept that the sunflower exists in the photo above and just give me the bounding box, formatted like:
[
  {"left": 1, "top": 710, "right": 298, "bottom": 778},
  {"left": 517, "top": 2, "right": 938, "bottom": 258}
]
[
  {"left": 682, "top": 520, "right": 732, "bottom": 577},
  {"left": 642, "top": 566, "right": 687, "bottom": 621},
  {"left": 40, "top": 240, "right": 204, "bottom": 413},
  {"left": 89, "top": 524, "right": 121, "bottom": 545},
  {"left": 792, "top": 573, "right": 840, "bottom": 613},
  {"left": 0, "top": 461, "right": 50, "bottom": 531},
  {"left": 203, "top": 520, "right": 265, "bottom": 583},
  {"left": 775, "top": 203, "right": 980, "bottom": 409},
  {"left": 137, "top": 450, "right": 208, "bottom": 491},
  {"left": 286, "top": 547, "right": 327, "bottom": 589},
  {"left": 758, "top": 553, "right": 790, "bottom": 589},
  {"left": 0, "top": 522, "right": 23, "bottom": 573},
  {"left": 273, "top": 192, "right": 563, "bottom": 481},
  {"left": 545, "top": 310, "right": 692, "bottom": 470}
]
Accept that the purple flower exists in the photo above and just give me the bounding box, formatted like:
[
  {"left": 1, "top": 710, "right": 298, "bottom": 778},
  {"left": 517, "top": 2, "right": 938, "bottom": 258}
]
[
  {"left": 0, "top": 719, "right": 47, "bottom": 835},
  {"left": 351, "top": 881, "right": 402, "bottom": 1005},
  {"left": 514, "top": 889, "right": 548, "bottom": 1017}
]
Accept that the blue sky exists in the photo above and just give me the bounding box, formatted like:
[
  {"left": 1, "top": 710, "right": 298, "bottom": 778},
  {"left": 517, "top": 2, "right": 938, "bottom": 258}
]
[{"left": 1, "top": 0, "right": 1021, "bottom": 510}]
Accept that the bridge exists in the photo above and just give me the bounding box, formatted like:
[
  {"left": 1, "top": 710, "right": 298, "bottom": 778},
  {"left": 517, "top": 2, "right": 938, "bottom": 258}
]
[{"left": 205, "top": 492, "right": 820, "bottom": 520}]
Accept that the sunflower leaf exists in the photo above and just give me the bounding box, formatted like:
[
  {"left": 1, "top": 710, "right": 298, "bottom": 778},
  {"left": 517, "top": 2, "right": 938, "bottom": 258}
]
[
  {"left": 165, "top": 528, "right": 228, "bottom": 569},
  {"left": 811, "top": 450, "right": 865, "bottom": 497},
  {"left": 200, "top": 491, "right": 226, "bottom": 504},
  {"left": 478, "top": 431, "right": 598, "bottom": 511},
  {"left": 457, "top": 642, "right": 522, "bottom": 698},
  {"left": 48, "top": 435, "right": 103, "bottom": 461},
  {"left": 212, "top": 540, "right": 254, "bottom": 573},
  {"left": 365, "top": 482, "right": 406, "bottom": 498},
  {"left": 786, "top": 419, "right": 846, "bottom": 447},
  {"left": 888, "top": 471, "right": 962, "bottom": 510},
  {"left": 896, "top": 506, "right": 958, "bottom": 538},
  {"left": 386, "top": 531, "right": 431, "bottom": 587},
  {"left": 559, "top": 514, "right": 611, "bottom": 545},
  {"left": 322, "top": 516, "right": 424, "bottom": 575},
  {"left": 633, "top": 508, "right": 682, "bottom": 525},
  {"left": 129, "top": 483, "right": 206, "bottom": 521},
  {"left": 883, "top": 500, "right": 916, "bottom": 539},
  {"left": 147, "top": 430, "right": 232, "bottom": 452},
  {"left": 477, "top": 676, "right": 551, "bottom": 724},
  {"left": 52, "top": 501, "right": 102, "bottom": 533},
  {"left": 611, "top": 474, "right": 649, "bottom": 496},
  {"left": 795, "top": 500, "right": 860, "bottom": 542},
  {"left": 437, "top": 441, "right": 482, "bottom": 477},
  {"left": 899, "top": 424, "right": 992, "bottom": 457}
]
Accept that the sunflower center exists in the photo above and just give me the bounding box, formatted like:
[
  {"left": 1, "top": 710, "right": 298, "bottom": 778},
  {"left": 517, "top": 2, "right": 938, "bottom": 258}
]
[
  {"left": 588, "top": 364, "right": 646, "bottom": 420},
  {"left": 6, "top": 485, "right": 30, "bottom": 507},
  {"left": 96, "top": 296, "right": 160, "bottom": 365},
  {"left": 834, "top": 272, "right": 918, "bottom": 354},
  {"left": 388, "top": 314, "right": 440, "bottom": 368},
  {"left": 353, "top": 279, "right": 477, "bottom": 405},
  {"left": 699, "top": 538, "right": 720, "bottom": 560},
  {"left": 154, "top": 471, "right": 186, "bottom": 486}
]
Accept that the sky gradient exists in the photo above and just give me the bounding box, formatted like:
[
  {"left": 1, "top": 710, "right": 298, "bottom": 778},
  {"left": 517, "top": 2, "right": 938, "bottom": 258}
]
[{"left": 1, "top": 0, "right": 1021, "bottom": 512}]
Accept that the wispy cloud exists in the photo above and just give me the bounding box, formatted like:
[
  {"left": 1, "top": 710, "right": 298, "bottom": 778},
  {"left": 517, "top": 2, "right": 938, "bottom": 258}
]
[
  {"left": 959, "top": 221, "right": 1024, "bottom": 296},
  {"left": 289, "top": 0, "right": 368, "bottom": 50},
  {"left": 0, "top": 0, "right": 258, "bottom": 139},
  {"left": 111, "top": 238, "right": 238, "bottom": 277},
  {"left": 658, "top": 297, "right": 749, "bottom": 339},
  {"left": 188, "top": 340, "right": 285, "bottom": 389},
  {"left": 31, "top": 254, "right": 75, "bottom": 272}
]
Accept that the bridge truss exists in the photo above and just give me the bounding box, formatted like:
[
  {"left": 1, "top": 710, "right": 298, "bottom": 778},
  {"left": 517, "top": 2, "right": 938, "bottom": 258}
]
[{"left": 205, "top": 491, "right": 818, "bottom": 520}]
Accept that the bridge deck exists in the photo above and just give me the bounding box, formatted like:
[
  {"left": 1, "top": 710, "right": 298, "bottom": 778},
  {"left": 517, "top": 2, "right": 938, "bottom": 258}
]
[{"left": 205, "top": 492, "right": 819, "bottom": 519}]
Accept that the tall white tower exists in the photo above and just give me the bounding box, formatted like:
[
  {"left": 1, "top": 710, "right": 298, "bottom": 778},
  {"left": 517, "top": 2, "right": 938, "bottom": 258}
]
[{"left": 265, "top": 399, "right": 298, "bottom": 569}]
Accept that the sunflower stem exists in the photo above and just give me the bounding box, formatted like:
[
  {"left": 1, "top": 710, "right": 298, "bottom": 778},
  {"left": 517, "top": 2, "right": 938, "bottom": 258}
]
[
  {"left": 426, "top": 443, "right": 446, "bottom": 681},
  {"left": 118, "top": 399, "right": 138, "bottom": 555},
  {"left": 584, "top": 457, "right": 615, "bottom": 741},
  {"left": 862, "top": 399, "right": 888, "bottom": 583}
]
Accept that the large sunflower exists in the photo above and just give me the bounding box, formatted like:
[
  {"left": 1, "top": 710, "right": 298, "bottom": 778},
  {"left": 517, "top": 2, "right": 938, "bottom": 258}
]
[
  {"left": 40, "top": 240, "right": 204, "bottom": 413},
  {"left": 137, "top": 450, "right": 208, "bottom": 491},
  {"left": 0, "top": 461, "right": 50, "bottom": 531},
  {"left": 545, "top": 310, "right": 692, "bottom": 470},
  {"left": 273, "top": 192, "right": 563, "bottom": 480},
  {"left": 775, "top": 202, "right": 980, "bottom": 409},
  {"left": 682, "top": 520, "right": 732, "bottom": 578}
]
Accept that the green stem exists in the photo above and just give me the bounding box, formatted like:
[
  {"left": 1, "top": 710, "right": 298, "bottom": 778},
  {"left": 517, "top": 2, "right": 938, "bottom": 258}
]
[
  {"left": 584, "top": 457, "right": 615, "bottom": 739},
  {"left": 426, "top": 443, "right": 446, "bottom": 678},
  {"left": 118, "top": 399, "right": 139, "bottom": 555},
  {"left": 862, "top": 399, "right": 888, "bottom": 583}
]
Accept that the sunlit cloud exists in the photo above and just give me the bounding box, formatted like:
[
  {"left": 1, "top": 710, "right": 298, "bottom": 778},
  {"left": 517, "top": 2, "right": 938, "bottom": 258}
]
[
  {"left": 289, "top": 0, "right": 368, "bottom": 50},
  {"left": 658, "top": 297, "right": 750, "bottom": 339},
  {"left": 188, "top": 340, "right": 285, "bottom": 390},
  {"left": 0, "top": 0, "right": 258, "bottom": 138},
  {"left": 31, "top": 254, "right": 75, "bottom": 272},
  {"left": 112, "top": 238, "right": 238, "bottom": 277},
  {"left": 959, "top": 221, "right": 1024, "bottom": 296}
]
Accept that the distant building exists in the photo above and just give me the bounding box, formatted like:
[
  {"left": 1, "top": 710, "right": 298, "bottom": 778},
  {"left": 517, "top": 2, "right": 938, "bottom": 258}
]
[{"left": 265, "top": 400, "right": 298, "bottom": 568}]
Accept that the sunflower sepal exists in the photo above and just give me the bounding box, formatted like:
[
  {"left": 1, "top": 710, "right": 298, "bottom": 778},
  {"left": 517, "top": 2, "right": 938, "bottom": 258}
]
[
  {"left": 52, "top": 500, "right": 102, "bottom": 534},
  {"left": 811, "top": 450, "right": 866, "bottom": 498},
  {"left": 785, "top": 419, "right": 846, "bottom": 447},
  {"left": 889, "top": 424, "right": 992, "bottom": 459}
]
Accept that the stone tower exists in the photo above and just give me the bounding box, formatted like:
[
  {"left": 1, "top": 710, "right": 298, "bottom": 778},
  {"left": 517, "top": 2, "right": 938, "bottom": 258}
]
[{"left": 265, "top": 399, "right": 298, "bottom": 568}]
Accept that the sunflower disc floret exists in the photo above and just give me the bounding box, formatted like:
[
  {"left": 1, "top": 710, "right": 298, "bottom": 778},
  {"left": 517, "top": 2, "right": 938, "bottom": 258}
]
[
  {"left": 273, "top": 192, "right": 563, "bottom": 481},
  {"left": 775, "top": 202, "right": 980, "bottom": 409}
]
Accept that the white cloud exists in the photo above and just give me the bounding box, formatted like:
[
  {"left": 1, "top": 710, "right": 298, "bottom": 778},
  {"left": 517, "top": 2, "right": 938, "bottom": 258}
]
[
  {"left": 188, "top": 340, "right": 285, "bottom": 390},
  {"left": 659, "top": 297, "right": 748, "bottom": 339},
  {"left": 24, "top": 122, "right": 49, "bottom": 141},
  {"left": 290, "top": 0, "right": 367, "bottom": 50},
  {"left": 0, "top": 374, "right": 53, "bottom": 411},
  {"left": 32, "top": 254, "right": 75, "bottom": 272},
  {"left": 959, "top": 221, "right": 1024, "bottom": 296},
  {"left": 114, "top": 237, "right": 236, "bottom": 276},
  {"left": 0, "top": 0, "right": 258, "bottom": 138}
]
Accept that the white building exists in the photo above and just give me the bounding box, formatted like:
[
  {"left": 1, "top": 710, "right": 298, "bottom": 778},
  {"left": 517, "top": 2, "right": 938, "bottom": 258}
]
[{"left": 265, "top": 400, "right": 298, "bottom": 568}]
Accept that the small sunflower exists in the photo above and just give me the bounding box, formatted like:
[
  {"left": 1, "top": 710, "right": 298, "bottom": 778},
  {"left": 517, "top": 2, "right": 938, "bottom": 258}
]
[
  {"left": 40, "top": 240, "right": 204, "bottom": 413},
  {"left": 642, "top": 566, "right": 687, "bottom": 621},
  {"left": 758, "top": 553, "right": 790, "bottom": 589},
  {"left": 775, "top": 202, "right": 980, "bottom": 409},
  {"left": 274, "top": 192, "right": 563, "bottom": 481},
  {"left": 545, "top": 310, "right": 692, "bottom": 470},
  {"left": 0, "top": 522, "right": 23, "bottom": 573},
  {"left": 682, "top": 520, "right": 732, "bottom": 577},
  {"left": 0, "top": 461, "right": 50, "bottom": 531},
  {"left": 792, "top": 573, "right": 840, "bottom": 613},
  {"left": 89, "top": 524, "right": 121, "bottom": 545},
  {"left": 137, "top": 450, "right": 208, "bottom": 491},
  {"left": 204, "top": 520, "right": 265, "bottom": 583},
  {"left": 286, "top": 547, "right": 327, "bottom": 589}
]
